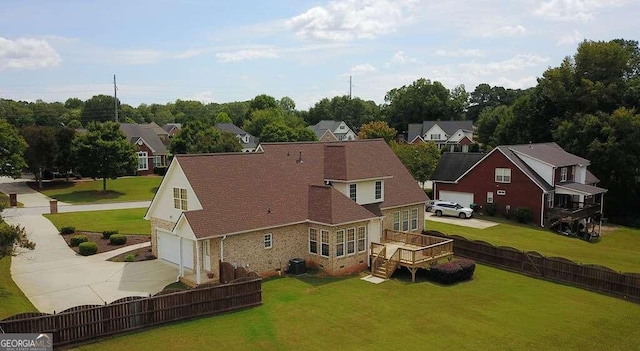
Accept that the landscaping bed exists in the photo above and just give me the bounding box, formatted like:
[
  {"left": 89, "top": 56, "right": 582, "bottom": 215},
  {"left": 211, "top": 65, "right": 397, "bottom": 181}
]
[{"left": 61, "top": 231, "right": 151, "bottom": 258}]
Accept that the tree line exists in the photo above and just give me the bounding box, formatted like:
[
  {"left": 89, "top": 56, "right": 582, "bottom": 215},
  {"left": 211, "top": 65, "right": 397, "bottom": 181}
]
[{"left": 0, "top": 38, "right": 639, "bottom": 226}]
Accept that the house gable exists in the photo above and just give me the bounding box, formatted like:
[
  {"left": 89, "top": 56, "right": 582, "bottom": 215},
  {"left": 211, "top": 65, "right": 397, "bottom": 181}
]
[
  {"left": 423, "top": 124, "right": 447, "bottom": 142},
  {"left": 145, "top": 158, "right": 203, "bottom": 223}
]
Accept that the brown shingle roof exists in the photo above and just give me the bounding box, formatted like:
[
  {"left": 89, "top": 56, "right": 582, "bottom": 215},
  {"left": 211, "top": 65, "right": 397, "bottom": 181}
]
[{"left": 178, "top": 139, "right": 427, "bottom": 238}]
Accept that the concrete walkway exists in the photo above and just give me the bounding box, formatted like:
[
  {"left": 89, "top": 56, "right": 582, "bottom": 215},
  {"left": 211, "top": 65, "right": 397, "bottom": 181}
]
[
  {"left": 426, "top": 212, "right": 499, "bottom": 229},
  {"left": 0, "top": 176, "right": 71, "bottom": 207},
  {"left": 0, "top": 178, "right": 176, "bottom": 314}
]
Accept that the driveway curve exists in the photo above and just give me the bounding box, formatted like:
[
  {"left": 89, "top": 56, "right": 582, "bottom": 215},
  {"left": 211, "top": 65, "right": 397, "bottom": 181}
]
[{"left": 1, "top": 177, "right": 177, "bottom": 314}]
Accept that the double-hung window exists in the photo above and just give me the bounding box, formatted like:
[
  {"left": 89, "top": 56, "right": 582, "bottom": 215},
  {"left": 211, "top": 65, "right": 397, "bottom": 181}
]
[
  {"left": 321, "top": 230, "right": 329, "bottom": 257},
  {"left": 137, "top": 151, "right": 148, "bottom": 171},
  {"left": 264, "top": 233, "right": 272, "bottom": 249},
  {"left": 173, "top": 188, "right": 188, "bottom": 210},
  {"left": 346, "top": 228, "right": 355, "bottom": 255},
  {"left": 349, "top": 183, "right": 357, "bottom": 201},
  {"left": 393, "top": 212, "right": 400, "bottom": 231},
  {"left": 410, "top": 209, "right": 418, "bottom": 231},
  {"left": 357, "top": 226, "right": 366, "bottom": 252},
  {"left": 402, "top": 210, "right": 409, "bottom": 231},
  {"left": 560, "top": 167, "right": 568, "bottom": 182},
  {"left": 495, "top": 168, "right": 511, "bottom": 183},
  {"left": 375, "top": 181, "right": 382, "bottom": 200},
  {"left": 309, "top": 228, "right": 318, "bottom": 254},
  {"left": 336, "top": 230, "right": 345, "bottom": 257}
]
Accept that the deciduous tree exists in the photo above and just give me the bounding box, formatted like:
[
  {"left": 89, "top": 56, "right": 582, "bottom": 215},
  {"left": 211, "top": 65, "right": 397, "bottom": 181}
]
[
  {"left": 358, "top": 121, "right": 397, "bottom": 144},
  {"left": 0, "top": 120, "right": 27, "bottom": 178},
  {"left": 170, "top": 119, "right": 241, "bottom": 154},
  {"left": 21, "top": 126, "right": 58, "bottom": 188}
]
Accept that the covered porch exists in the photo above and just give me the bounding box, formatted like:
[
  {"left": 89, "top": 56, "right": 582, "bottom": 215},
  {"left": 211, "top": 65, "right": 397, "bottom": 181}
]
[
  {"left": 370, "top": 230, "right": 454, "bottom": 282},
  {"left": 545, "top": 182, "right": 607, "bottom": 239}
]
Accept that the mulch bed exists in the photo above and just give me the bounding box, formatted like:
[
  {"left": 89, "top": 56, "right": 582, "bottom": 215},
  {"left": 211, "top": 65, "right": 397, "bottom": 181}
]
[{"left": 61, "top": 231, "right": 154, "bottom": 262}]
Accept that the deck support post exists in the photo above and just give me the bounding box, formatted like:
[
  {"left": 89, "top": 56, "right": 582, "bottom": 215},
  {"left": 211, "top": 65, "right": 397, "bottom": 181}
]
[{"left": 408, "top": 267, "right": 419, "bottom": 282}]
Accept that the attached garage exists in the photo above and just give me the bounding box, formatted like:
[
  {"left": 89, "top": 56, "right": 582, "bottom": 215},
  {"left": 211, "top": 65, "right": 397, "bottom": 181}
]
[
  {"left": 439, "top": 190, "right": 474, "bottom": 208},
  {"left": 157, "top": 230, "right": 194, "bottom": 269}
]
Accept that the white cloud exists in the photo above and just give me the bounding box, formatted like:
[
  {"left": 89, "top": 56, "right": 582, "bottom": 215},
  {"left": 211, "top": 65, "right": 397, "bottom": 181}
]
[
  {"left": 459, "top": 54, "right": 550, "bottom": 76},
  {"left": 216, "top": 48, "right": 279, "bottom": 63},
  {"left": 534, "top": 0, "right": 630, "bottom": 22},
  {"left": 387, "top": 51, "right": 420, "bottom": 65},
  {"left": 0, "top": 36, "right": 61, "bottom": 70},
  {"left": 174, "top": 48, "right": 207, "bottom": 59},
  {"left": 556, "top": 30, "right": 583, "bottom": 46},
  {"left": 482, "top": 25, "right": 526, "bottom": 37},
  {"left": 434, "top": 49, "right": 484, "bottom": 57},
  {"left": 286, "top": 0, "right": 417, "bottom": 41},
  {"left": 489, "top": 76, "right": 538, "bottom": 89},
  {"left": 351, "top": 63, "right": 376, "bottom": 74}
]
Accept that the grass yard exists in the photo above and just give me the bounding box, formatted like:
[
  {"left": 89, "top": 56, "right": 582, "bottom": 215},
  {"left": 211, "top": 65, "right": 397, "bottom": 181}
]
[
  {"left": 32, "top": 176, "right": 161, "bottom": 204},
  {"left": 426, "top": 219, "right": 640, "bottom": 273},
  {"left": 0, "top": 257, "right": 36, "bottom": 319},
  {"left": 44, "top": 208, "right": 150, "bottom": 235},
  {"left": 75, "top": 265, "right": 640, "bottom": 351}
]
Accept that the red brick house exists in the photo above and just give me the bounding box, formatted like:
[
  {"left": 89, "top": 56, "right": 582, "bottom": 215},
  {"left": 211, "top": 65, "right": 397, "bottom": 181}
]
[
  {"left": 431, "top": 143, "right": 606, "bottom": 233},
  {"left": 144, "top": 139, "right": 429, "bottom": 285},
  {"left": 120, "top": 123, "right": 169, "bottom": 175}
]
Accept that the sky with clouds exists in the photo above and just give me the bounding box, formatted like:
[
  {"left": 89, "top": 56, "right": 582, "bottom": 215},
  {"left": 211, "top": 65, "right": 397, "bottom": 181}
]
[{"left": 0, "top": 0, "right": 637, "bottom": 109}]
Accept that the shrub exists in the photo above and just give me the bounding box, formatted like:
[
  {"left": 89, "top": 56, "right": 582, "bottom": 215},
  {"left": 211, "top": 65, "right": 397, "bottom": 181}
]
[
  {"left": 124, "top": 254, "right": 136, "bottom": 262},
  {"left": 60, "top": 226, "right": 75, "bottom": 235},
  {"left": 102, "top": 230, "right": 118, "bottom": 239},
  {"left": 154, "top": 167, "right": 168, "bottom": 176},
  {"left": 79, "top": 241, "right": 98, "bottom": 256},
  {"left": 109, "top": 234, "right": 127, "bottom": 245},
  {"left": 70, "top": 234, "right": 88, "bottom": 247},
  {"left": 515, "top": 207, "right": 531, "bottom": 223},
  {"left": 428, "top": 258, "right": 476, "bottom": 285},
  {"left": 485, "top": 203, "right": 497, "bottom": 216}
]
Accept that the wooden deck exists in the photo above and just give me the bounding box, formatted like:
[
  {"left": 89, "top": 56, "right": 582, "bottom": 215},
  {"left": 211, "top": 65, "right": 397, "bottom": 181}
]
[{"left": 370, "top": 230, "right": 454, "bottom": 282}]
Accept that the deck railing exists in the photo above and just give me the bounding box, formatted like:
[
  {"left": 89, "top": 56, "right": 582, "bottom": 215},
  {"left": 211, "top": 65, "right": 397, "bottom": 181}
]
[
  {"left": 382, "top": 229, "right": 454, "bottom": 267},
  {"left": 370, "top": 243, "right": 387, "bottom": 276}
]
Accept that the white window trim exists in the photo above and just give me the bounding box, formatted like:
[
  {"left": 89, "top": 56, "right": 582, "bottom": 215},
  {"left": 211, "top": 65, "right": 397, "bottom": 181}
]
[
  {"left": 561, "top": 167, "right": 568, "bottom": 182},
  {"left": 375, "top": 180, "right": 383, "bottom": 200},
  {"left": 393, "top": 212, "right": 400, "bottom": 231},
  {"left": 320, "top": 230, "right": 330, "bottom": 258},
  {"left": 495, "top": 168, "right": 511, "bottom": 183},
  {"left": 137, "top": 151, "right": 148, "bottom": 171},
  {"left": 402, "top": 210, "right": 410, "bottom": 232},
  {"left": 410, "top": 209, "right": 419, "bottom": 231},
  {"left": 346, "top": 228, "right": 356, "bottom": 255},
  {"left": 173, "top": 187, "right": 188, "bottom": 210},
  {"left": 349, "top": 183, "right": 357, "bottom": 201},
  {"left": 264, "top": 233, "right": 272, "bottom": 249},
  {"left": 309, "top": 228, "right": 318, "bottom": 255},
  {"left": 356, "top": 226, "right": 367, "bottom": 253}
]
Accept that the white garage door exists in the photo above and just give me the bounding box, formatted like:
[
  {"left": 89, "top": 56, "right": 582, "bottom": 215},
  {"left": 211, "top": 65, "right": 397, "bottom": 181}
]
[
  {"left": 439, "top": 190, "right": 474, "bottom": 208},
  {"left": 157, "top": 231, "right": 194, "bottom": 269}
]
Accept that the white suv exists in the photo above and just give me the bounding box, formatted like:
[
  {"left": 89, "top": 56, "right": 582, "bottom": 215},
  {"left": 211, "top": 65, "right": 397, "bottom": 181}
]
[{"left": 430, "top": 201, "right": 474, "bottom": 219}]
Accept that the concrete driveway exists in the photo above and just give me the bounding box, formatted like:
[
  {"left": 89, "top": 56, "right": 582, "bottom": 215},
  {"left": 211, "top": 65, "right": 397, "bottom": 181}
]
[
  {"left": 1, "top": 177, "right": 177, "bottom": 314},
  {"left": 426, "top": 212, "right": 498, "bottom": 229}
]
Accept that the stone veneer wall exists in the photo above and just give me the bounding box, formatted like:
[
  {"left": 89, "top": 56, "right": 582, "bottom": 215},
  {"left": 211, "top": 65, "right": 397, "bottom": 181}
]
[{"left": 305, "top": 221, "right": 370, "bottom": 276}]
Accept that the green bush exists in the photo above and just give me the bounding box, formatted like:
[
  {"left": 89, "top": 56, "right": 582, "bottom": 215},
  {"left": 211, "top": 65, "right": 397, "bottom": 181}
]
[
  {"left": 60, "top": 226, "right": 75, "bottom": 235},
  {"left": 515, "top": 207, "right": 531, "bottom": 223},
  {"left": 124, "top": 254, "right": 136, "bottom": 262},
  {"left": 70, "top": 234, "right": 88, "bottom": 247},
  {"left": 109, "top": 234, "right": 127, "bottom": 245},
  {"left": 102, "top": 230, "right": 118, "bottom": 239},
  {"left": 154, "top": 167, "right": 168, "bottom": 176},
  {"left": 78, "top": 241, "right": 98, "bottom": 256},
  {"left": 485, "top": 203, "right": 497, "bottom": 216}
]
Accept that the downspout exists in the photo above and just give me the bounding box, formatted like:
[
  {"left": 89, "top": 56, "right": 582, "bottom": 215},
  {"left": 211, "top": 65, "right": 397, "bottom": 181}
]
[
  {"left": 220, "top": 235, "right": 226, "bottom": 262},
  {"left": 177, "top": 237, "right": 183, "bottom": 282},
  {"left": 540, "top": 192, "right": 545, "bottom": 227},
  {"left": 195, "top": 240, "right": 201, "bottom": 285}
]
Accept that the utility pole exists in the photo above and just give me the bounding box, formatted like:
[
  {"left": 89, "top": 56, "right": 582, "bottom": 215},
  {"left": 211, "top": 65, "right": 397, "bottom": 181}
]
[
  {"left": 349, "top": 75, "right": 352, "bottom": 99},
  {"left": 113, "top": 74, "right": 118, "bottom": 122}
]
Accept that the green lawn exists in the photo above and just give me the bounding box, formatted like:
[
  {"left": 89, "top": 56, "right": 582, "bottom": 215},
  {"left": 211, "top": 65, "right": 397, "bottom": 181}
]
[
  {"left": 32, "top": 176, "right": 161, "bottom": 204},
  {"left": 44, "top": 208, "right": 150, "bottom": 235},
  {"left": 426, "top": 219, "right": 640, "bottom": 273},
  {"left": 75, "top": 266, "right": 640, "bottom": 351},
  {"left": 0, "top": 257, "right": 36, "bottom": 319}
]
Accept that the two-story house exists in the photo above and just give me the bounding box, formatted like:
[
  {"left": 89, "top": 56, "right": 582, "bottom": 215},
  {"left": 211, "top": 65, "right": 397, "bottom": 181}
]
[
  {"left": 144, "top": 139, "right": 428, "bottom": 285},
  {"left": 431, "top": 143, "right": 607, "bottom": 235},
  {"left": 309, "top": 120, "right": 357, "bottom": 142},
  {"left": 214, "top": 123, "right": 259, "bottom": 152},
  {"left": 407, "top": 120, "right": 474, "bottom": 152}
]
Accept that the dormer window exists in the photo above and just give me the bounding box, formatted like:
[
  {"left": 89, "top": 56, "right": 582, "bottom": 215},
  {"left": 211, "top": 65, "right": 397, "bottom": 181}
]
[
  {"left": 375, "top": 180, "right": 382, "bottom": 200},
  {"left": 349, "top": 183, "right": 357, "bottom": 201}
]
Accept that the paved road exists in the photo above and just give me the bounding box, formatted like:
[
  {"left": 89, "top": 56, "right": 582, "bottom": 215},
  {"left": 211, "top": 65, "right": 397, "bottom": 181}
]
[{"left": 0, "top": 178, "right": 176, "bottom": 314}]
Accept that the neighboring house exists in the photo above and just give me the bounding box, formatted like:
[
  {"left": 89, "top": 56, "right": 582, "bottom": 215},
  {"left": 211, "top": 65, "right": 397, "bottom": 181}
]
[
  {"left": 144, "top": 139, "right": 428, "bottom": 285},
  {"left": 431, "top": 142, "right": 607, "bottom": 233},
  {"left": 407, "top": 120, "right": 474, "bottom": 152},
  {"left": 147, "top": 122, "right": 170, "bottom": 146},
  {"left": 309, "top": 120, "right": 357, "bottom": 141},
  {"left": 214, "top": 123, "right": 259, "bottom": 152},
  {"left": 162, "top": 123, "right": 182, "bottom": 138},
  {"left": 120, "top": 123, "right": 169, "bottom": 176}
]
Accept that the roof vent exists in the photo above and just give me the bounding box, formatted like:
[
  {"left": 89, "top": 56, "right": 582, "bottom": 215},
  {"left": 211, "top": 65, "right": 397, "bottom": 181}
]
[{"left": 296, "top": 150, "right": 304, "bottom": 164}]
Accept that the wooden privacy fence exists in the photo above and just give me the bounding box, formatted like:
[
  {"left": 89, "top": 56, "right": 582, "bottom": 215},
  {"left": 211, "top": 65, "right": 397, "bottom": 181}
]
[
  {"left": 425, "top": 230, "right": 640, "bottom": 302},
  {"left": 0, "top": 278, "right": 262, "bottom": 348}
]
